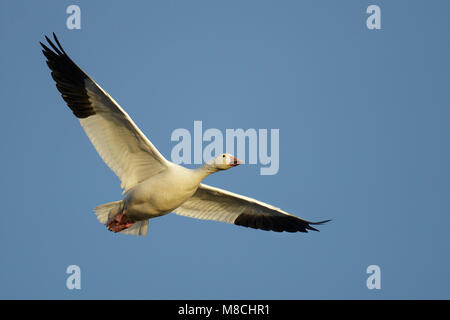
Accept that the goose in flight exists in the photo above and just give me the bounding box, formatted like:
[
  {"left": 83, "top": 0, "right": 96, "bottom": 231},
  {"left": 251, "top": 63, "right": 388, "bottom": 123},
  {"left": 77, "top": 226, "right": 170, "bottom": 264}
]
[{"left": 40, "top": 33, "right": 330, "bottom": 236}]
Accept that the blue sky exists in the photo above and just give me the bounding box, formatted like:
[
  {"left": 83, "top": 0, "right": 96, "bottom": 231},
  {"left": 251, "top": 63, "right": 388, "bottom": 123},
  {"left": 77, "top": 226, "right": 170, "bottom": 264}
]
[{"left": 1, "top": 0, "right": 449, "bottom": 299}]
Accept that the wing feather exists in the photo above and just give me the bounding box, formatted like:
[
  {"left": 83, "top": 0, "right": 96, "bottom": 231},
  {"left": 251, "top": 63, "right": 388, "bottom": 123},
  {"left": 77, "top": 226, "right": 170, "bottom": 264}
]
[
  {"left": 41, "top": 33, "right": 169, "bottom": 191},
  {"left": 174, "top": 184, "right": 330, "bottom": 233}
]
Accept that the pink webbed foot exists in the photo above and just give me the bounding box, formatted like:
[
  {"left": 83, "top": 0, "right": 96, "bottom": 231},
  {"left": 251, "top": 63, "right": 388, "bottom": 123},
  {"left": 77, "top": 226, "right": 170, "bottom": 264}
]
[{"left": 106, "top": 212, "right": 136, "bottom": 233}]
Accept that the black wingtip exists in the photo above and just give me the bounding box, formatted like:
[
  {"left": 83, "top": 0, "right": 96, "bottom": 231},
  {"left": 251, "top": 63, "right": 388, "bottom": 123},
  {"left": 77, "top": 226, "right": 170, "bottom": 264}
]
[
  {"left": 310, "top": 219, "right": 332, "bottom": 225},
  {"left": 43, "top": 34, "right": 63, "bottom": 56},
  {"left": 40, "top": 33, "right": 95, "bottom": 119},
  {"left": 52, "top": 32, "right": 67, "bottom": 55},
  {"left": 306, "top": 219, "right": 331, "bottom": 232}
]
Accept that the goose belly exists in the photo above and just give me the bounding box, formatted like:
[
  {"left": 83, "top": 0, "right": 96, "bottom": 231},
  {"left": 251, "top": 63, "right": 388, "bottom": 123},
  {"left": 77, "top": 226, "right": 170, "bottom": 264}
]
[{"left": 124, "top": 172, "right": 198, "bottom": 220}]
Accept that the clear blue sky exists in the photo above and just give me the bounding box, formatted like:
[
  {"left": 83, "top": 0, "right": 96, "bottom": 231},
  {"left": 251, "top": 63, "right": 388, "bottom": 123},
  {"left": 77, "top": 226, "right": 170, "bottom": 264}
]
[{"left": 1, "top": 0, "right": 449, "bottom": 299}]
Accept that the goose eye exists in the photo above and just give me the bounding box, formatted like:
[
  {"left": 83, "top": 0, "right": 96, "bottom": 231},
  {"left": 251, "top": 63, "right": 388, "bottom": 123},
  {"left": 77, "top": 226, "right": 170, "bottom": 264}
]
[{"left": 222, "top": 155, "right": 225, "bottom": 158}]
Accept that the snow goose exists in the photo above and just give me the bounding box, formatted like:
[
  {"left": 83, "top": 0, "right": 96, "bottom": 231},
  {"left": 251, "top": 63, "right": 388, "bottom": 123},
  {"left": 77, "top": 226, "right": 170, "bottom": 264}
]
[{"left": 41, "top": 33, "right": 330, "bottom": 236}]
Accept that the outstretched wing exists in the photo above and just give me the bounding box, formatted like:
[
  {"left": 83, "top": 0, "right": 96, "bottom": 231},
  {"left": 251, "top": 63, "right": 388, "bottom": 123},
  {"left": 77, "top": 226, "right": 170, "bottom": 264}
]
[
  {"left": 173, "top": 184, "right": 330, "bottom": 233},
  {"left": 41, "top": 33, "right": 170, "bottom": 191}
]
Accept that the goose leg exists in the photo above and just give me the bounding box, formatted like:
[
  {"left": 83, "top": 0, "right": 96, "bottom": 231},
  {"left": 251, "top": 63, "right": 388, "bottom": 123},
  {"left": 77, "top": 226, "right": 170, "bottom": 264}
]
[{"left": 106, "top": 212, "right": 136, "bottom": 233}]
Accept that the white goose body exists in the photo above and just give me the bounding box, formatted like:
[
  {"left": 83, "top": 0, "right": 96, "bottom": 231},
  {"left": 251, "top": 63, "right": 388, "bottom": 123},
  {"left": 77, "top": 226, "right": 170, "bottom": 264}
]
[
  {"left": 124, "top": 164, "right": 202, "bottom": 220},
  {"left": 41, "top": 33, "right": 330, "bottom": 236}
]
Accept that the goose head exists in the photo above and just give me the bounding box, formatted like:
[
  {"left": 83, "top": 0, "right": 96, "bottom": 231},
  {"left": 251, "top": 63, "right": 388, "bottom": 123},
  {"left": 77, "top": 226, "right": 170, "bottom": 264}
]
[{"left": 207, "top": 153, "right": 242, "bottom": 171}]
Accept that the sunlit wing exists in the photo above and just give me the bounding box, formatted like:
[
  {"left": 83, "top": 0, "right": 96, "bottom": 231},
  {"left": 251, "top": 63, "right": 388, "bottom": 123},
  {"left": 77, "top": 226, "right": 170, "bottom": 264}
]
[
  {"left": 174, "top": 184, "right": 330, "bottom": 232},
  {"left": 41, "top": 33, "right": 170, "bottom": 191}
]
